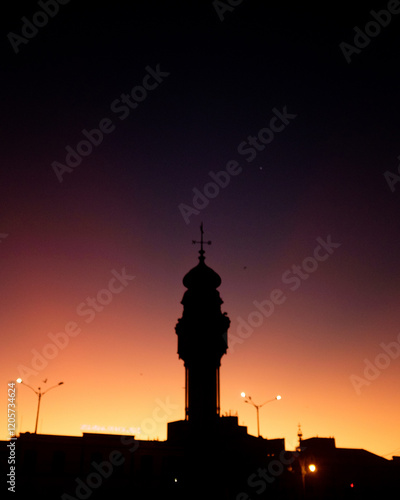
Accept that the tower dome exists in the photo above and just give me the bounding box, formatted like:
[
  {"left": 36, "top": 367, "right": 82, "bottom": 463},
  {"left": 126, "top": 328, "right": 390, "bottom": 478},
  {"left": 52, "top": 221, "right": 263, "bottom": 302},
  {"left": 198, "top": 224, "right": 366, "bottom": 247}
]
[{"left": 182, "top": 258, "right": 222, "bottom": 290}]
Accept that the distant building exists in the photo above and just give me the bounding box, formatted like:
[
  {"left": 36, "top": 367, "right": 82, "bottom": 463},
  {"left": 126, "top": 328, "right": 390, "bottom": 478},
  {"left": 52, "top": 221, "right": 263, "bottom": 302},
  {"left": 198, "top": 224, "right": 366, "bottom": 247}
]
[{"left": 295, "top": 436, "right": 400, "bottom": 499}]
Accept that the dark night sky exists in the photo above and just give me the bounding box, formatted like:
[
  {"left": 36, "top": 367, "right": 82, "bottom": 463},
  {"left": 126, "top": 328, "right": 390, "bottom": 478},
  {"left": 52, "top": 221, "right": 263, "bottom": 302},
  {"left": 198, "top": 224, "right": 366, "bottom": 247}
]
[{"left": 1, "top": 1, "right": 400, "bottom": 456}]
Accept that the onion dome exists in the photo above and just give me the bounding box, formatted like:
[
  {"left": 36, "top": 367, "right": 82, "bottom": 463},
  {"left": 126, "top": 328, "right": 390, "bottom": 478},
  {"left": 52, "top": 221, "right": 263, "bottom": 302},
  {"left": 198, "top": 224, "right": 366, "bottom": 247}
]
[{"left": 183, "top": 256, "right": 222, "bottom": 290}]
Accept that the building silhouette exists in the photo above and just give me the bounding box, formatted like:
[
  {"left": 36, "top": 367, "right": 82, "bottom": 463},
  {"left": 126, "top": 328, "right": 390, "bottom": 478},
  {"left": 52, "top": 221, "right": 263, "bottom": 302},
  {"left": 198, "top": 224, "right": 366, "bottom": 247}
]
[
  {"left": 296, "top": 435, "right": 400, "bottom": 499},
  {"left": 166, "top": 224, "right": 286, "bottom": 498},
  {"left": 2, "top": 226, "right": 399, "bottom": 499},
  {"left": 176, "top": 223, "right": 230, "bottom": 428}
]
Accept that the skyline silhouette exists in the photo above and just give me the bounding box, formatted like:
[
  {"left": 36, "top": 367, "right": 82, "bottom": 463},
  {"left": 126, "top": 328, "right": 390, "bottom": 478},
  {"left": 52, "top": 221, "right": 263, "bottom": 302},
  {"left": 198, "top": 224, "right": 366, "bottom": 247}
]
[
  {"left": 3, "top": 229, "right": 400, "bottom": 498},
  {"left": 1, "top": 0, "right": 400, "bottom": 477}
]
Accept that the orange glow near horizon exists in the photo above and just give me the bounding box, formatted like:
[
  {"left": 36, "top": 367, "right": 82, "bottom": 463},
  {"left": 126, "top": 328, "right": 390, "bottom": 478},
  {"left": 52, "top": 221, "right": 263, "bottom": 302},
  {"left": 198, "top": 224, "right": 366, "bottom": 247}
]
[
  {"left": 2, "top": 255, "right": 400, "bottom": 460},
  {"left": 1, "top": 190, "right": 400, "bottom": 459}
]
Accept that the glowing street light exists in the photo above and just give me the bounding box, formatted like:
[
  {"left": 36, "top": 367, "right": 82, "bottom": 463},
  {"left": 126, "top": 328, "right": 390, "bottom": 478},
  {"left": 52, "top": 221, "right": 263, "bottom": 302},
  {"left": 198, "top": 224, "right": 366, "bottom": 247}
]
[
  {"left": 17, "top": 378, "right": 64, "bottom": 434},
  {"left": 241, "top": 392, "right": 281, "bottom": 437},
  {"left": 299, "top": 461, "right": 318, "bottom": 494}
]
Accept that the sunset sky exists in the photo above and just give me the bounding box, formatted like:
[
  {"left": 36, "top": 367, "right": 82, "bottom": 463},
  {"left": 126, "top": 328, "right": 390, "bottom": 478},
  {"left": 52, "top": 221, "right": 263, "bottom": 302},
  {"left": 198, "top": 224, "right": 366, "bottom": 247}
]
[{"left": 1, "top": 1, "right": 400, "bottom": 458}]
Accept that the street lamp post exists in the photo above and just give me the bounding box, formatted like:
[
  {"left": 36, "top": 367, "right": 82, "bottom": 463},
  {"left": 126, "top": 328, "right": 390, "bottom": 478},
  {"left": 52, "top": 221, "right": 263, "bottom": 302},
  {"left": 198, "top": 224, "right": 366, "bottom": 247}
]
[
  {"left": 17, "top": 378, "right": 64, "bottom": 434},
  {"left": 300, "top": 461, "right": 317, "bottom": 497},
  {"left": 241, "top": 392, "right": 281, "bottom": 437}
]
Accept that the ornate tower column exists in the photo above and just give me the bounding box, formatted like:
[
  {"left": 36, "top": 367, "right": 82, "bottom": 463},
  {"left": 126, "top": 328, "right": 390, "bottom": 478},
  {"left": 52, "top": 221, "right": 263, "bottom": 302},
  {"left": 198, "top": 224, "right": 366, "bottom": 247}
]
[{"left": 175, "top": 225, "right": 230, "bottom": 429}]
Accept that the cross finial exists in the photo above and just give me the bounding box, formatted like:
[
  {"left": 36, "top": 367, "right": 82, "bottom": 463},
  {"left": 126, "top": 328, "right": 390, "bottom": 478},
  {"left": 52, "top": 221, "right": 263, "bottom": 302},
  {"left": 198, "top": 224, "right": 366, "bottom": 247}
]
[{"left": 192, "top": 222, "right": 211, "bottom": 262}]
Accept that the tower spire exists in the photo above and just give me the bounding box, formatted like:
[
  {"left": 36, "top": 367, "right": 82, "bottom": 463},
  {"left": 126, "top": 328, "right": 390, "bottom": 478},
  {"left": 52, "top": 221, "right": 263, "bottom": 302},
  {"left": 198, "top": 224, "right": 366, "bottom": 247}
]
[
  {"left": 297, "top": 423, "right": 303, "bottom": 450},
  {"left": 192, "top": 222, "right": 211, "bottom": 262}
]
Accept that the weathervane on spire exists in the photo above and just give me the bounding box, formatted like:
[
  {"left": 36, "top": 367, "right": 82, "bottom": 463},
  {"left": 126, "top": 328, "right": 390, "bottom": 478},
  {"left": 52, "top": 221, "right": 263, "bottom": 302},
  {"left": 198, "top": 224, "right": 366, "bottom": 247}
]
[{"left": 192, "top": 222, "right": 211, "bottom": 261}]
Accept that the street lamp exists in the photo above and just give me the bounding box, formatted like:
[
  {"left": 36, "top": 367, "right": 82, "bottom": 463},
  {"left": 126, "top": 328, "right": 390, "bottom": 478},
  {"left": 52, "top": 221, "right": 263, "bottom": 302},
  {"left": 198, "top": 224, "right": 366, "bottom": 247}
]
[
  {"left": 17, "top": 378, "right": 64, "bottom": 434},
  {"left": 241, "top": 392, "right": 281, "bottom": 437},
  {"left": 299, "top": 460, "right": 317, "bottom": 496}
]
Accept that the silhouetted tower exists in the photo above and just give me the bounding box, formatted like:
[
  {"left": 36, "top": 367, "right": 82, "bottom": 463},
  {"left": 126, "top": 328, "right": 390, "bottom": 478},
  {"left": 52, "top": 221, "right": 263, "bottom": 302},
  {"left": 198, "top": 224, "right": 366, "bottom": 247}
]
[
  {"left": 175, "top": 224, "right": 230, "bottom": 429},
  {"left": 297, "top": 424, "right": 303, "bottom": 452}
]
